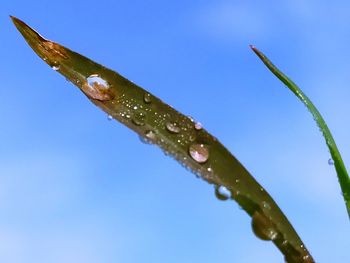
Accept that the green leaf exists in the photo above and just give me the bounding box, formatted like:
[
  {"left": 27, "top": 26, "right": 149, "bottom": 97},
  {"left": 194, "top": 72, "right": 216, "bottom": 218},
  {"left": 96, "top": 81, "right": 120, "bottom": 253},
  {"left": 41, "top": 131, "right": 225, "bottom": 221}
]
[
  {"left": 11, "top": 16, "right": 314, "bottom": 262},
  {"left": 251, "top": 45, "right": 350, "bottom": 219}
]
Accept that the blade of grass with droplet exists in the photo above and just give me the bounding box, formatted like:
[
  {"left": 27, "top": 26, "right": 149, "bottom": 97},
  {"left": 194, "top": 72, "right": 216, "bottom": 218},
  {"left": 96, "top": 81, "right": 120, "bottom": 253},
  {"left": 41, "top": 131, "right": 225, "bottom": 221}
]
[
  {"left": 251, "top": 45, "right": 350, "bottom": 218},
  {"left": 11, "top": 16, "right": 314, "bottom": 262}
]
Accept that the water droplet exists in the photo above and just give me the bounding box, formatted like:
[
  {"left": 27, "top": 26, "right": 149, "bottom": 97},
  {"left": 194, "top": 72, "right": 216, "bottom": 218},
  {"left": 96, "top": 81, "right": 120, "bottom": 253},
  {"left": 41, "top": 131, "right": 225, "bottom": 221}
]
[
  {"left": 166, "top": 122, "right": 181, "bottom": 134},
  {"left": 140, "top": 130, "right": 156, "bottom": 144},
  {"left": 87, "top": 75, "right": 108, "bottom": 87},
  {"left": 251, "top": 211, "right": 279, "bottom": 241},
  {"left": 207, "top": 167, "right": 213, "bottom": 172},
  {"left": 214, "top": 185, "right": 231, "bottom": 201},
  {"left": 143, "top": 93, "right": 152, "bottom": 104},
  {"left": 107, "top": 115, "right": 113, "bottom": 121},
  {"left": 194, "top": 122, "right": 202, "bottom": 130},
  {"left": 52, "top": 65, "right": 60, "bottom": 71},
  {"left": 328, "top": 158, "right": 334, "bottom": 165},
  {"left": 262, "top": 201, "right": 271, "bottom": 210},
  {"left": 188, "top": 144, "right": 209, "bottom": 163},
  {"left": 145, "top": 130, "right": 156, "bottom": 140},
  {"left": 83, "top": 74, "right": 113, "bottom": 101},
  {"left": 132, "top": 111, "right": 146, "bottom": 126}
]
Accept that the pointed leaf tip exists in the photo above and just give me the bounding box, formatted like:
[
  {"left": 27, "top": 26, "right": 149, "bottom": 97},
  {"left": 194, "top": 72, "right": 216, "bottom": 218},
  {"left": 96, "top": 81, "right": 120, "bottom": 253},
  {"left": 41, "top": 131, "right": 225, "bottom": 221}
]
[{"left": 10, "top": 16, "right": 26, "bottom": 30}]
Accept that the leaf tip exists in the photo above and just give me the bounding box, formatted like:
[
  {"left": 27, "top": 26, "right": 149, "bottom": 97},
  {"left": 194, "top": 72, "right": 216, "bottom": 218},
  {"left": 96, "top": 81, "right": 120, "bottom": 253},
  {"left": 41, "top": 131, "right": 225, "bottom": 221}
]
[
  {"left": 249, "top": 44, "right": 261, "bottom": 56},
  {"left": 10, "top": 15, "right": 25, "bottom": 31}
]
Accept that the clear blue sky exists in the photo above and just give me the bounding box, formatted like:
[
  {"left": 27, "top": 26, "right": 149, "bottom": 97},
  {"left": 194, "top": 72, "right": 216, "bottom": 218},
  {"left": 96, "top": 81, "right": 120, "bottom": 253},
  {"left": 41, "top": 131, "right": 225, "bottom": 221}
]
[{"left": 1, "top": 1, "right": 349, "bottom": 262}]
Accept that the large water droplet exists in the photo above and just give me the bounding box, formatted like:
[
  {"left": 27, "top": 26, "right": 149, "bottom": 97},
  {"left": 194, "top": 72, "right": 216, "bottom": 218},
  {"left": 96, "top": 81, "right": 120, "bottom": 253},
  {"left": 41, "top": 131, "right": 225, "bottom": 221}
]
[
  {"left": 87, "top": 75, "right": 109, "bottom": 88},
  {"left": 107, "top": 115, "right": 113, "bottom": 121},
  {"left": 143, "top": 93, "right": 152, "bottom": 104},
  {"left": 132, "top": 111, "right": 146, "bottom": 126},
  {"left": 328, "top": 158, "right": 334, "bottom": 165},
  {"left": 251, "top": 211, "right": 279, "bottom": 241},
  {"left": 188, "top": 144, "right": 209, "bottom": 163},
  {"left": 214, "top": 185, "right": 231, "bottom": 201},
  {"left": 83, "top": 74, "right": 113, "bottom": 101},
  {"left": 166, "top": 122, "right": 181, "bottom": 134}
]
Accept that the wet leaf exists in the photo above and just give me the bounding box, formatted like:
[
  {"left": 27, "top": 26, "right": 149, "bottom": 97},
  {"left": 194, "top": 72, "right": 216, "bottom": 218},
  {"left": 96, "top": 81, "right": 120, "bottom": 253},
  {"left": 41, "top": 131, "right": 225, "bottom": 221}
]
[{"left": 11, "top": 16, "right": 314, "bottom": 262}]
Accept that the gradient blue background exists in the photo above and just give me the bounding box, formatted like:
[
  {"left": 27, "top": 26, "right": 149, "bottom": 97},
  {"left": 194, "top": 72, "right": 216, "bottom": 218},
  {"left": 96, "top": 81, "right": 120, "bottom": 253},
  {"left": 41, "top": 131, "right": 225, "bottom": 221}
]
[{"left": 1, "top": 1, "right": 349, "bottom": 262}]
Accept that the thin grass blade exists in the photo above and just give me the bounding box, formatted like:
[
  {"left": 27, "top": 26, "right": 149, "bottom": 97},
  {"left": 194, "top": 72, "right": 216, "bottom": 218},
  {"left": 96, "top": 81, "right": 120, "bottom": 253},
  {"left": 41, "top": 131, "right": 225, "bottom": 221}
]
[{"left": 251, "top": 45, "right": 350, "bottom": 218}]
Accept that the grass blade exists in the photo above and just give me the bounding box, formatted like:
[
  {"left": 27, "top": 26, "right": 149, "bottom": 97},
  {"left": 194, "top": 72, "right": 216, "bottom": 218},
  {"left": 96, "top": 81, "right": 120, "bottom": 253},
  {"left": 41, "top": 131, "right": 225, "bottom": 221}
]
[
  {"left": 251, "top": 45, "right": 350, "bottom": 218},
  {"left": 11, "top": 16, "right": 315, "bottom": 262}
]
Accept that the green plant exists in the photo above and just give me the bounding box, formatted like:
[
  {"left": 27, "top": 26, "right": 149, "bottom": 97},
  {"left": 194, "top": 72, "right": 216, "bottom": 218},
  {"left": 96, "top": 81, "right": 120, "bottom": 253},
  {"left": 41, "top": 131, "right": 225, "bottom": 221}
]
[
  {"left": 13, "top": 16, "right": 348, "bottom": 263},
  {"left": 251, "top": 46, "right": 350, "bottom": 218}
]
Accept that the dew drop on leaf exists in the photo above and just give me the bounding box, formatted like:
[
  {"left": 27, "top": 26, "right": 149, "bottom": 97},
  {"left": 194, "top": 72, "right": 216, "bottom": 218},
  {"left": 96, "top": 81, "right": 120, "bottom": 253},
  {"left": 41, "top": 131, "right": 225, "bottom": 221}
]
[
  {"left": 87, "top": 75, "right": 109, "bottom": 88},
  {"left": 143, "top": 93, "right": 152, "bottom": 104},
  {"left": 214, "top": 185, "right": 231, "bottom": 201},
  {"left": 132, "top": 111, "right": 146, "bottom": 126},
  {"left": 328, "top": 158, "right": 334, "bottom": 165},
  {"left": 166, "top": 122, "right": 181, "bottom": 134},
  {"left": 140, "top": 130, "right": 156, "bottom": 144},
  {"left": 194, "top": 122, "right": 202, "bottom": 130},
  {"left": 262, "top": 201, "right": 271, "bottom": 210},
  {"left": 83, "top": 74, "right": 113, "bottom": 101},
  {"left": 251, "top": 211, "right": 279, "bottom": 241},
  {"left": 52, "top": 65, "right": 60, "bottom": 71},
  {"left": 188, "top": 144, "right": 209, "bottom": 163},
  {"left": 145, "top": 130, "right": 156, "bottom": 140}
]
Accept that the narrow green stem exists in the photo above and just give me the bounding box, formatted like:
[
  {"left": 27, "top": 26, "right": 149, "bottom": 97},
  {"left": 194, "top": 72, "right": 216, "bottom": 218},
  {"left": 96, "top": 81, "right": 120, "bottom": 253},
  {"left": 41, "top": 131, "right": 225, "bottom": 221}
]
[{"left": 251, "top": 45, "right": 350, "bottom": 218}]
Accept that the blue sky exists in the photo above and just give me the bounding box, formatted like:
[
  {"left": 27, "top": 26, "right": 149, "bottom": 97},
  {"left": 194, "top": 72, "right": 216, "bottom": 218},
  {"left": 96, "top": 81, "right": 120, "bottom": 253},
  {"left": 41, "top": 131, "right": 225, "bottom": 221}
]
[{"left": 1, "top": 0, "right": 349, "bottom": 262}]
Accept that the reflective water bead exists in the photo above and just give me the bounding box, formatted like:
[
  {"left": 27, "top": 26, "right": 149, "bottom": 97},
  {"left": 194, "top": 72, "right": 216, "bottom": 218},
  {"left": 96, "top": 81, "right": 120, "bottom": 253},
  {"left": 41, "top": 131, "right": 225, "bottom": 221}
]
[
  {"left": 166, "top": 122, "right": 181, "bottom": 134},
  {"left": 52, "top": 65, "right": 60, "bottom": 71},
  {"left": 87, "top": 74, "right": 109, "bottom": 88},
  {"left": 262, "top": 201, "right": 271, "bottom": 210},
  {"left": 328, "top": 158, "right": 334, "bottom": 165},
  {"left": 83, "top": 74, "right": 113, "bottom": 101},
  {"left": 188, "top": 144, "right": 209, "bottom": 163},
  {"left": 132, "top": 111, "right": 146, "bottom": 126},
  {"left": 145, "top": 130, "right": 156, "bottom": 140},
  {"left": 194, "top": 122, "right": 202, "bottom": 130},
  {"left": 251, "top": 211, "right": 279, "bottom": 241},
  {"left": 214, "top": 185, "right": 231, "bottom": 201},
  {"left": 143, "top": 93, "right": 152, "bottom": 104}
]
